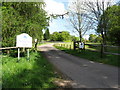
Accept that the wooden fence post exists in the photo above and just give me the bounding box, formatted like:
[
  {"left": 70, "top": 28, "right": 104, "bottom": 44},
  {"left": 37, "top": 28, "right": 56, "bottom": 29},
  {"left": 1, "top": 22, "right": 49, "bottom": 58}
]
[
  {"left": 84, "top": 42, "right": 85, "bottom": 50},
  {"left": 101, "top": 44, "right": 104, "bottom": 58},
  {"left": 73, "top": 41, "right": 76, "bottom": 50},
  {"left": 70, "top": 45, "right": 71, "bottom": 50}
]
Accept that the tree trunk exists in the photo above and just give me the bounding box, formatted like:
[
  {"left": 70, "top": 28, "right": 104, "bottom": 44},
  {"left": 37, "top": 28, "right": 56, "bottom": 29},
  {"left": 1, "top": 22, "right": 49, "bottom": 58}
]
[
  {"left": 101, "top": 28, "right": 104, "bottom": 58},
  {"left": 101, "top": 43, "right": 103, "bottom": 58},
  {"left": 35, "top": 40, "right": 38, "bottom": 52},
  {"left": 79, "top": 31, "right": 82, "bottom": 42}
]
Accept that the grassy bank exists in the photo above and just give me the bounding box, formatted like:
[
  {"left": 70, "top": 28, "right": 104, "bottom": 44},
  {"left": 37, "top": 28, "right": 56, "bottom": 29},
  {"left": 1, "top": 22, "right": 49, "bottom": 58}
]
[
  {"left": 54, "top": 45, "right": 119, "bottom": 67},
  {"left": 2, "top": 51, "right": 59, "bottom": 88}
]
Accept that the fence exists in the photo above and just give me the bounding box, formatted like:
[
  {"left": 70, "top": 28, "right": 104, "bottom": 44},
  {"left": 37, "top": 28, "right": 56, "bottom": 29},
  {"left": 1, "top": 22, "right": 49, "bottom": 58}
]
[{"left": 54, "top": 43, "right": 120, "bottom": 56}]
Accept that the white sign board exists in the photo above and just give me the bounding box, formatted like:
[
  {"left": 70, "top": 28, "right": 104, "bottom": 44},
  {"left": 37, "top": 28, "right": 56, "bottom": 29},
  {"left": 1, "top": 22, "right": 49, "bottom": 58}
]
[
  {"left": 79, "top": 42, "right": 84, "bottom": 49},
  {"left": 16, "top": 33, "right": 32, "bottom": 48}
]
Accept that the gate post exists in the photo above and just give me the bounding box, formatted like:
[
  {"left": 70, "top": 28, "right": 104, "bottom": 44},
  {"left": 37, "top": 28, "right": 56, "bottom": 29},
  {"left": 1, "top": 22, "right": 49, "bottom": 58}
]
[{"left": 73, "top": 41, "right": 76, "bottom": 50}]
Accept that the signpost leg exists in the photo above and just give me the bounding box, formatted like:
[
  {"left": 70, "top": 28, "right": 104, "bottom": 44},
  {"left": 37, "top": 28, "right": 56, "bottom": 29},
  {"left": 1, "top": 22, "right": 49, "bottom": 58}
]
[
  {"left": 18, "top": 48, "right": 20, "bottom": 62},
  {"left": 27, "top": 49, "right": 30, "bottom": 60}
]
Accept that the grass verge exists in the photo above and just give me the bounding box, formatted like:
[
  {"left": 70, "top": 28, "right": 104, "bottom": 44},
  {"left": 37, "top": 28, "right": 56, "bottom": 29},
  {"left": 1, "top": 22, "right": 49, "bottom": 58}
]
[
  {"left": 2, "top": 51, "right": 59, "bottom": 88},
  {"left": 54, "top": 45, "right": 120, "bottom": 67}
]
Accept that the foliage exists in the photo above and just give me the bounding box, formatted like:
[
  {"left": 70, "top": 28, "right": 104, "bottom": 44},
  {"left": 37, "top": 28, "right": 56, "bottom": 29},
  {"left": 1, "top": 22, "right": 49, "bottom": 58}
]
[
  {"left": 2, "top": 2, "right": 49, "bottom": 47},
  {"left": 97, "top": 5, "right": 120, "bottom": 45},
  {"left": 89, "top": 34, "right": 102, "bottom": 43},
  {"left": 89, "top": 34, "right": 97, "bottom": 42},
  {"left": 94, "top": 35, "right": 102, "bottom": 43},
  {"left": 70, "top": 35, "right": 79, "bottom": 41},
  {"left": 2, "top": 51, "right": 58, "bottom": 88},
  {"left": 50, "top": 31, "right": 71, "bottom": 41},
  {"left": 106, "top": 5, "right": 120, "bottom": 45},
  {"left": 44, "top": 28, "right": 50, "bottom": 40}
]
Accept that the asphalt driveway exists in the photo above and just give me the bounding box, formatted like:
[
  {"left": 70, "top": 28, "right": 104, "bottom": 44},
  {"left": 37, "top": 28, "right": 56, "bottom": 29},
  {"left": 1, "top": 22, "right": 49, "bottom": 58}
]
[{"left": 38, "top": 43, "right": 119, "bottom": 88}]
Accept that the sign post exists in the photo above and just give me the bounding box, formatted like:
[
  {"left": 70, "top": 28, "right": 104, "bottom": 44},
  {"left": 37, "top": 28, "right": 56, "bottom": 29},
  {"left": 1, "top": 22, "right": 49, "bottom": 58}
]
[
  {"left": 16, "top": 33, "right": 32, "bottom": 61},
  {"left": 17, "top": 48, "right": 20, "bottom": 62},
  {"left": 27, "top": 49, "right": 30, "bottom": 60}
]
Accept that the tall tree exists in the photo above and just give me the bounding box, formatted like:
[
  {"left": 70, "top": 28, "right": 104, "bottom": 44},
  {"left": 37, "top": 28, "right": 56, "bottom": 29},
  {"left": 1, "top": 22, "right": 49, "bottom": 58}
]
[
  {"left": 44, "top": 28, "right": 50, "bottom": 40},
  {"left": 68, "top": 0, "right": 94, "bottom": 42},
  {"left": 2, "top": 2, "right": 49, "bottom": 47},
  {"left": 105, "top": 5, "right": 120, "bottom": 45},
  {"left": 83, "top": 0, "right": 113, "bottom": 46}
]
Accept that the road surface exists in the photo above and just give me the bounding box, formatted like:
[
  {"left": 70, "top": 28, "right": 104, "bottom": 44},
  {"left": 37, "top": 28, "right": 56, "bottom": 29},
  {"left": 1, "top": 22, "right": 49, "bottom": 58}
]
[{"left": 38, "top": 43, "right": 119, "bottom": 88}]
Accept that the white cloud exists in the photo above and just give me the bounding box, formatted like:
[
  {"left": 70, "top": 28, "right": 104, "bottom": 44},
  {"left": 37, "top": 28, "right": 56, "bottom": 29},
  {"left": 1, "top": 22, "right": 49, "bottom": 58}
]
[{"left": 44, "top": 0, "right": 66, "bottom": 15}]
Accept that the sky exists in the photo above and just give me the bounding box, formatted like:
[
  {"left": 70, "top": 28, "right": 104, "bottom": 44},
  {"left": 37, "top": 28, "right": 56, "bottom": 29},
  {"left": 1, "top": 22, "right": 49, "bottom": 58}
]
[{"left": 44, "top": 0, "right": 119, "bottom": 40}]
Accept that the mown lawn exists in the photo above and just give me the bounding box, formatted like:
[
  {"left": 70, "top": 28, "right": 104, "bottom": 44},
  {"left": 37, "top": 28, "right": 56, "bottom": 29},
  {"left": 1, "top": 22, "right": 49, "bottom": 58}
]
[
  {"left": 54, "top": 45, "right": 120, "bottom": 67},
  {"left": 2, "top": 51, "right": 59, "bottom": 88}
]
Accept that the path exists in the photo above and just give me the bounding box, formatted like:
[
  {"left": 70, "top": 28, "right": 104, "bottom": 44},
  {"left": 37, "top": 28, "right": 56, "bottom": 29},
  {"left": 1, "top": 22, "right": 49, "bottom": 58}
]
[{"left": 38, "top": 43, "right": 119, "bottom": 88}]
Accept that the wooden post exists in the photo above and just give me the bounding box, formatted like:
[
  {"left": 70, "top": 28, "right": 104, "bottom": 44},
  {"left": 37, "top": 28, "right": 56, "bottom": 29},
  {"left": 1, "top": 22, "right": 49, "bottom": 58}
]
[
  {"left": 83, "top": 42, "right": 85, "bottom": 50},
  {"left": 73, "top": 41, "right": 76, "bottom": 50},
  {"left": 27, "top": 48, "right": 30, "bottom": 60},
  {"left": 7, "top": 50, "right": 10, "bottom": 55},
  {"left": 18, "top": 48, "right": 20, "bottom": 62},
  {"left": 101, "top": 44, "right": 103, "bottom": 58}
]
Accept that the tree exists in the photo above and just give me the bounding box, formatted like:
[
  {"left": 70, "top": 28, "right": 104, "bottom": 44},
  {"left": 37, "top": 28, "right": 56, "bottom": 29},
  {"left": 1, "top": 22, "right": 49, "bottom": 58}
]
[
  {"left": 95, "top": 35, "right": 102, "bottom": 43},
  {"left": 60, "top": 31, "right": 70, "bottom": 41},
  {"left": 44, "top": 28, "right": 50, "bottom": 40},
  {"left": 50, "top": 31, "right": 71, "bottom": 41},
  {"left": 2, "top": 2, "right": 49, "bottom": 47},
  {"left": 2, "top": 5, "right": 23, "bottom": 47},
  {"left": 67, "top": 0, "right": 94, "bottom": 42},
  {"left": 50, "top": 32, "right": 59, "bottom": 41},
  {"left": 83, "top": 0, "right": 113, "bottom": 46},
  {"left": 70, "top": 36, "right": 79, "bottom": 41},
  {"left": 89, "top": 34, "right": 97, "bottom": 42},
  {"left": 104, "top": 5, "right": 120, "bottom": 45}
]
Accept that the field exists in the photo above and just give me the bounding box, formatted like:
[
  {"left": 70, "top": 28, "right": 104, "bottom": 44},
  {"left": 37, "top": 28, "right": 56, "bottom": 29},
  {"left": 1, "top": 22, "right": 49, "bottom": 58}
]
[
  {"left": 55, "top": 42, "right": 120, "bottom": 54},
  {"left": 2, "top": 50, "right": 59, "bottom": 88},
  {"left": 54, "top": 42, "right": 120, "bottom": 67},
  {"left": 85, "top": 45, "right": 120, "bottom": 54}
]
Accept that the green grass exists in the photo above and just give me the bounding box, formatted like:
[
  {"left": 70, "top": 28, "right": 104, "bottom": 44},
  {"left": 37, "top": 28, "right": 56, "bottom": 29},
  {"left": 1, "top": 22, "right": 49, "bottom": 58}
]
[
  {"left": 2, "top": 51, "right": 59, "bottom": 88},
  {"left": 54, "top": 45, "right": 120, "bottom": 67},
  {"left": 85, "top": 45, "right": 120, "bottom": 54},
  {"left": 57, "top": 42, "right": 120, "bottom": 54}
]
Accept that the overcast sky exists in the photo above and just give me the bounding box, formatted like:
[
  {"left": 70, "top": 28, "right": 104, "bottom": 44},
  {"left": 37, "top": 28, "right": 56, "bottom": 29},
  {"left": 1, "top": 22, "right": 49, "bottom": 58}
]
[{"left": 44, "top": 0, "right": 119, "bottom": 40}]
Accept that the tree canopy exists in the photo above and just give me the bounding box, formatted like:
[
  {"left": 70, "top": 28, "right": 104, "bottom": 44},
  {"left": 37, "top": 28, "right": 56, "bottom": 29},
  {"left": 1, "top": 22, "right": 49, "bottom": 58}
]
[
  {"left": 2, "top": 2, "right": 49, "bottom": 47},
  {"left": 50, "top": 31, "right": 71, "bottom": 41},
  {"left": 106, "top": 5, "right": 120, "bottom": 45},
  {"left": 44, "top": 28, "right": 50, "bottom": 40},
  {"left": 97, "top": 5, "right": 120, "bottom": 45}
]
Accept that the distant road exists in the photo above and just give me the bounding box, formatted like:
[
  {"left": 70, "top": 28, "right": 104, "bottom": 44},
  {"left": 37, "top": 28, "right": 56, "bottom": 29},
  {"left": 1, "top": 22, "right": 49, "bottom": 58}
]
[{"left": 38, "top": 43, "right": 119, "bottom": 88}]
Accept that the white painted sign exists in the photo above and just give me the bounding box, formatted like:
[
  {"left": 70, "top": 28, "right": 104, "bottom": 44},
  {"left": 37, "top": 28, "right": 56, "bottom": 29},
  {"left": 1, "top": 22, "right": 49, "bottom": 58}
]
[
  {"left": 16, "top": 33, "right": 32, "bottom": 48},
  {"left": 79, "top": 42, "right": 84, "bottom": 49}
]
